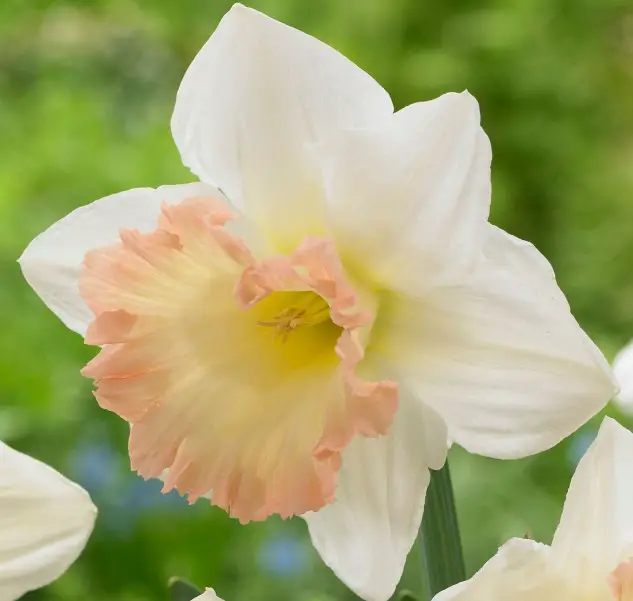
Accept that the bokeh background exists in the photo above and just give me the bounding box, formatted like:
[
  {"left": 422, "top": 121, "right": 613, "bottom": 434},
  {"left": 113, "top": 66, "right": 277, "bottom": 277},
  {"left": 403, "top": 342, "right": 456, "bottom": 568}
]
[{"left": 2, "top": 0, "right": 633, "bottom": 599}]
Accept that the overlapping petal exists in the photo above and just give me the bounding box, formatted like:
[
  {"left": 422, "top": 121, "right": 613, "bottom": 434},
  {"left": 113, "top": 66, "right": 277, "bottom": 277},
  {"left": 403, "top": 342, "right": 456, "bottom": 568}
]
[
  {"left": 18, "top": 182, "right": 220, "bottom": 335},
  {"left": 432, "top": 538, "right": 565, "bottom": 601},
  {"left": 304, "top": 394, "right": 447, "bottom": 601},
  {"left": 319, "top": 91, "right": 491, "bottom": 292},
  {"left": 171, "top": 4, "right": 393, "bottom": 252},
  {"left": 550, "top": 417, "right": 633, "bottom": 588},
  {"left": 374, "top": 225, "right": 615, "bottom": 459},
  {"left": 432, "top": 418, "right": 633, "bottom": 601},
  {"left": 0, "top": 442, "right": 96, "bottom": 601}
]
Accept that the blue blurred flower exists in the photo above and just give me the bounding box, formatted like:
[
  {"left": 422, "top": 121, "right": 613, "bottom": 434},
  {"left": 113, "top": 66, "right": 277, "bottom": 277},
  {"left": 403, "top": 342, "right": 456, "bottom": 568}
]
[
  {"left": 258, "top": 534, "right": 309, "bottom": 577},
  {"left": 567, "top": 427, "right": 598, "bottom": 469},
  {"left": 71, "top": 441, "right": 120, "bottom": 495},
  {"left": 70, "top": 439, "right": 188, "bottom": 535}
]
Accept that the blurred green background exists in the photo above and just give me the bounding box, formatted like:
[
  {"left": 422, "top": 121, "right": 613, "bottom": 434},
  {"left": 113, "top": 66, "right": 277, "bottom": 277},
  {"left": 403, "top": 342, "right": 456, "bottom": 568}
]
[{"left": 2, "top": 0, "right": 633, "bottom": 599}]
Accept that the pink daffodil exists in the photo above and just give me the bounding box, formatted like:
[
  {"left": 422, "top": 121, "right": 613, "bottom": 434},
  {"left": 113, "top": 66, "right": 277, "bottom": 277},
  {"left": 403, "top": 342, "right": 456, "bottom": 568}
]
[{"left": 19, "top": 6, "right": 615, "bottom": 600}]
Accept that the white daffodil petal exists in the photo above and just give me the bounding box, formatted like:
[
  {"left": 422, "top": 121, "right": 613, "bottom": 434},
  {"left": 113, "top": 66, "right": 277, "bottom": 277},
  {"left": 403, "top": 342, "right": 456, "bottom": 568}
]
[
  {"left": 550, "top": 417, "right": 633, "bottom": 590},
  {"left": 379, "top": 225, "right": 615, "bottom": 459},
  {"left": 321, "top": 92, "right": 491, "bottom": 292},
  {"left": 612, "top": 340, "right": 633, "bottom": 413},
  {"left": 0, "top": 442, "right": 96, "bottom": 601},
  {"left": 303, "top": 394, "right": 448, "bottom": 601},
  {"left": 19, "top": 182, "right": 219, "bottom": 335},
  {"left": 433, "top": 538, "right": 564, "bottom": 601},
  {"left": 171, "top": 4, "right": 393, "bottom": 252},
  {"left": 193, "top": 589, "right": 224, "bottom": 601}
]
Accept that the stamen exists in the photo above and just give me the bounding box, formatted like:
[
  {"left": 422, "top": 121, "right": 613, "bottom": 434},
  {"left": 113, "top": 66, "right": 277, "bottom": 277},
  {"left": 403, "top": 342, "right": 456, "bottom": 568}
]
[
  {"left": 256, "top": 292, "right": 332, "bottom": 341},
  {"left": 257, "top": 307, "right": 305, "bottom": 341}
]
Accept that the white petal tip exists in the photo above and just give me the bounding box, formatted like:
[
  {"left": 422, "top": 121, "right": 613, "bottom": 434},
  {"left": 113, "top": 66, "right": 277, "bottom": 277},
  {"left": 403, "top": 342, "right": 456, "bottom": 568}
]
[
  {"left": 229, "top": 3, "right": 249, "bottom": 13},
  {"left": 0, "top": 444, "right": 98, "bottom": 599},
  {"left": 456, "top": 89, "right": 480, "bottom": 112},
  {"left": 597, "top": 415, "right": 628, "bottom": 440},
  {"left": 612, "top": 339, "right": 633, "bottom": 408},
  {"left": 443, "top": 89, "right": 478, "bottom": 105},
  {"left": 193, "top": 588, "right": 224, "bottom": 601},
  {"left": 421, "top": 91, "right": 480, "bottom": 128},
  {"left": 18, "top": 238, "right": 41, "bottom": 268},
  {"left": 77, "top": 487, "right": 99, "bottom": 523},
  {"left": 225, "top": 4, "right": 268, "bottom": 27}
]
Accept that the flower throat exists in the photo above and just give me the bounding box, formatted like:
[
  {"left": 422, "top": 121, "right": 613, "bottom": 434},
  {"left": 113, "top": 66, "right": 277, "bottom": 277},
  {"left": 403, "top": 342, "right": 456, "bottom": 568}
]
[{"left": 256, "top": 292, "right": 331, "bottom": 342}]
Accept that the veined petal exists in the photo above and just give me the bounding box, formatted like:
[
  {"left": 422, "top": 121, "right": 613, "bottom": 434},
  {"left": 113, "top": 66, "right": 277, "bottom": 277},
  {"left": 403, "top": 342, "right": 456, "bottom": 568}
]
[
  {"left": 432, "top": 538, "right": 565, "bottom": 601},
  {"left": 321, "top": 92, "right": 491, "bottom": 292},
  {"left": 171, "top": 4, "right": 393, "bottom": 252},
  {"left": 550, "top": 417, "right": 633, "bottom": 594},
  {"left": 0, "top": 442, "right": 96, "bottom": 601},
  {"left": 19, "top": 182, "right": 220, "bottom": 335},
  {"left": 304, "top": 393, "right": 447, "bottom": 601},
  {"left": 612, "top": 340, "right": 633, "bottom": 413},
  {"left": 375, "top": 225, "right": 616, "bottom": 459}
]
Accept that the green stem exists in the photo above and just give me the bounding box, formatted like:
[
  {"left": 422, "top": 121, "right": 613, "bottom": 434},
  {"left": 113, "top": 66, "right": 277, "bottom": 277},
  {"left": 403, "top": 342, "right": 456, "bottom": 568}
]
[{"left": 419, "top": 461, "right": 466, "bottom": 598}]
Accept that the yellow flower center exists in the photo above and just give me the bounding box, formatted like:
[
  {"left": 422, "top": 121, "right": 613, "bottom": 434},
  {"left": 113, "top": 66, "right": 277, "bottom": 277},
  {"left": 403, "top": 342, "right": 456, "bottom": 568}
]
[
  {"left": 249, "top": 291, "right": 342, "bottom": 371},
  {"left": 256, "top": 291, "right": 334, "bottom": 341}
]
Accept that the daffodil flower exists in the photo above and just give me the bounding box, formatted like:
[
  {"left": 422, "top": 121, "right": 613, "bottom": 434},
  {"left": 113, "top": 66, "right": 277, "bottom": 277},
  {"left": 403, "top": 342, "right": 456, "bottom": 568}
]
[
  {"left": 612, "top": 340, "right": 633, "bottom": 414},
  {"left": 433, "top": 417, "right": 633, "bottom": 601},
  {"left": 0, "top": 442, "right": 96, "bottom": 600},
  {"left": 19, "top": 5, "right": 616, "bottom": 600}
]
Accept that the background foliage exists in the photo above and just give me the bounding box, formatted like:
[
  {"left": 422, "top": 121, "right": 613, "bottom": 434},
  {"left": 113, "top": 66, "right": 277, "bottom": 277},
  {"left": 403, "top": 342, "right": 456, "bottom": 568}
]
[{"left": 2, "top": 0, "right": 633, "bottom": 599}]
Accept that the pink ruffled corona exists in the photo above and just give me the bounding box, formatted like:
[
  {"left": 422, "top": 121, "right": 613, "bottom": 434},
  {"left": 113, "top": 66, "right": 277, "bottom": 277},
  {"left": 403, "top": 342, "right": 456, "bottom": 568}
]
[
  {"left": 79, "top": 195, "right": 398, "bottom": 523},
  {"left": 610, "top": 558, "right": 633, "bottom": 601}
]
